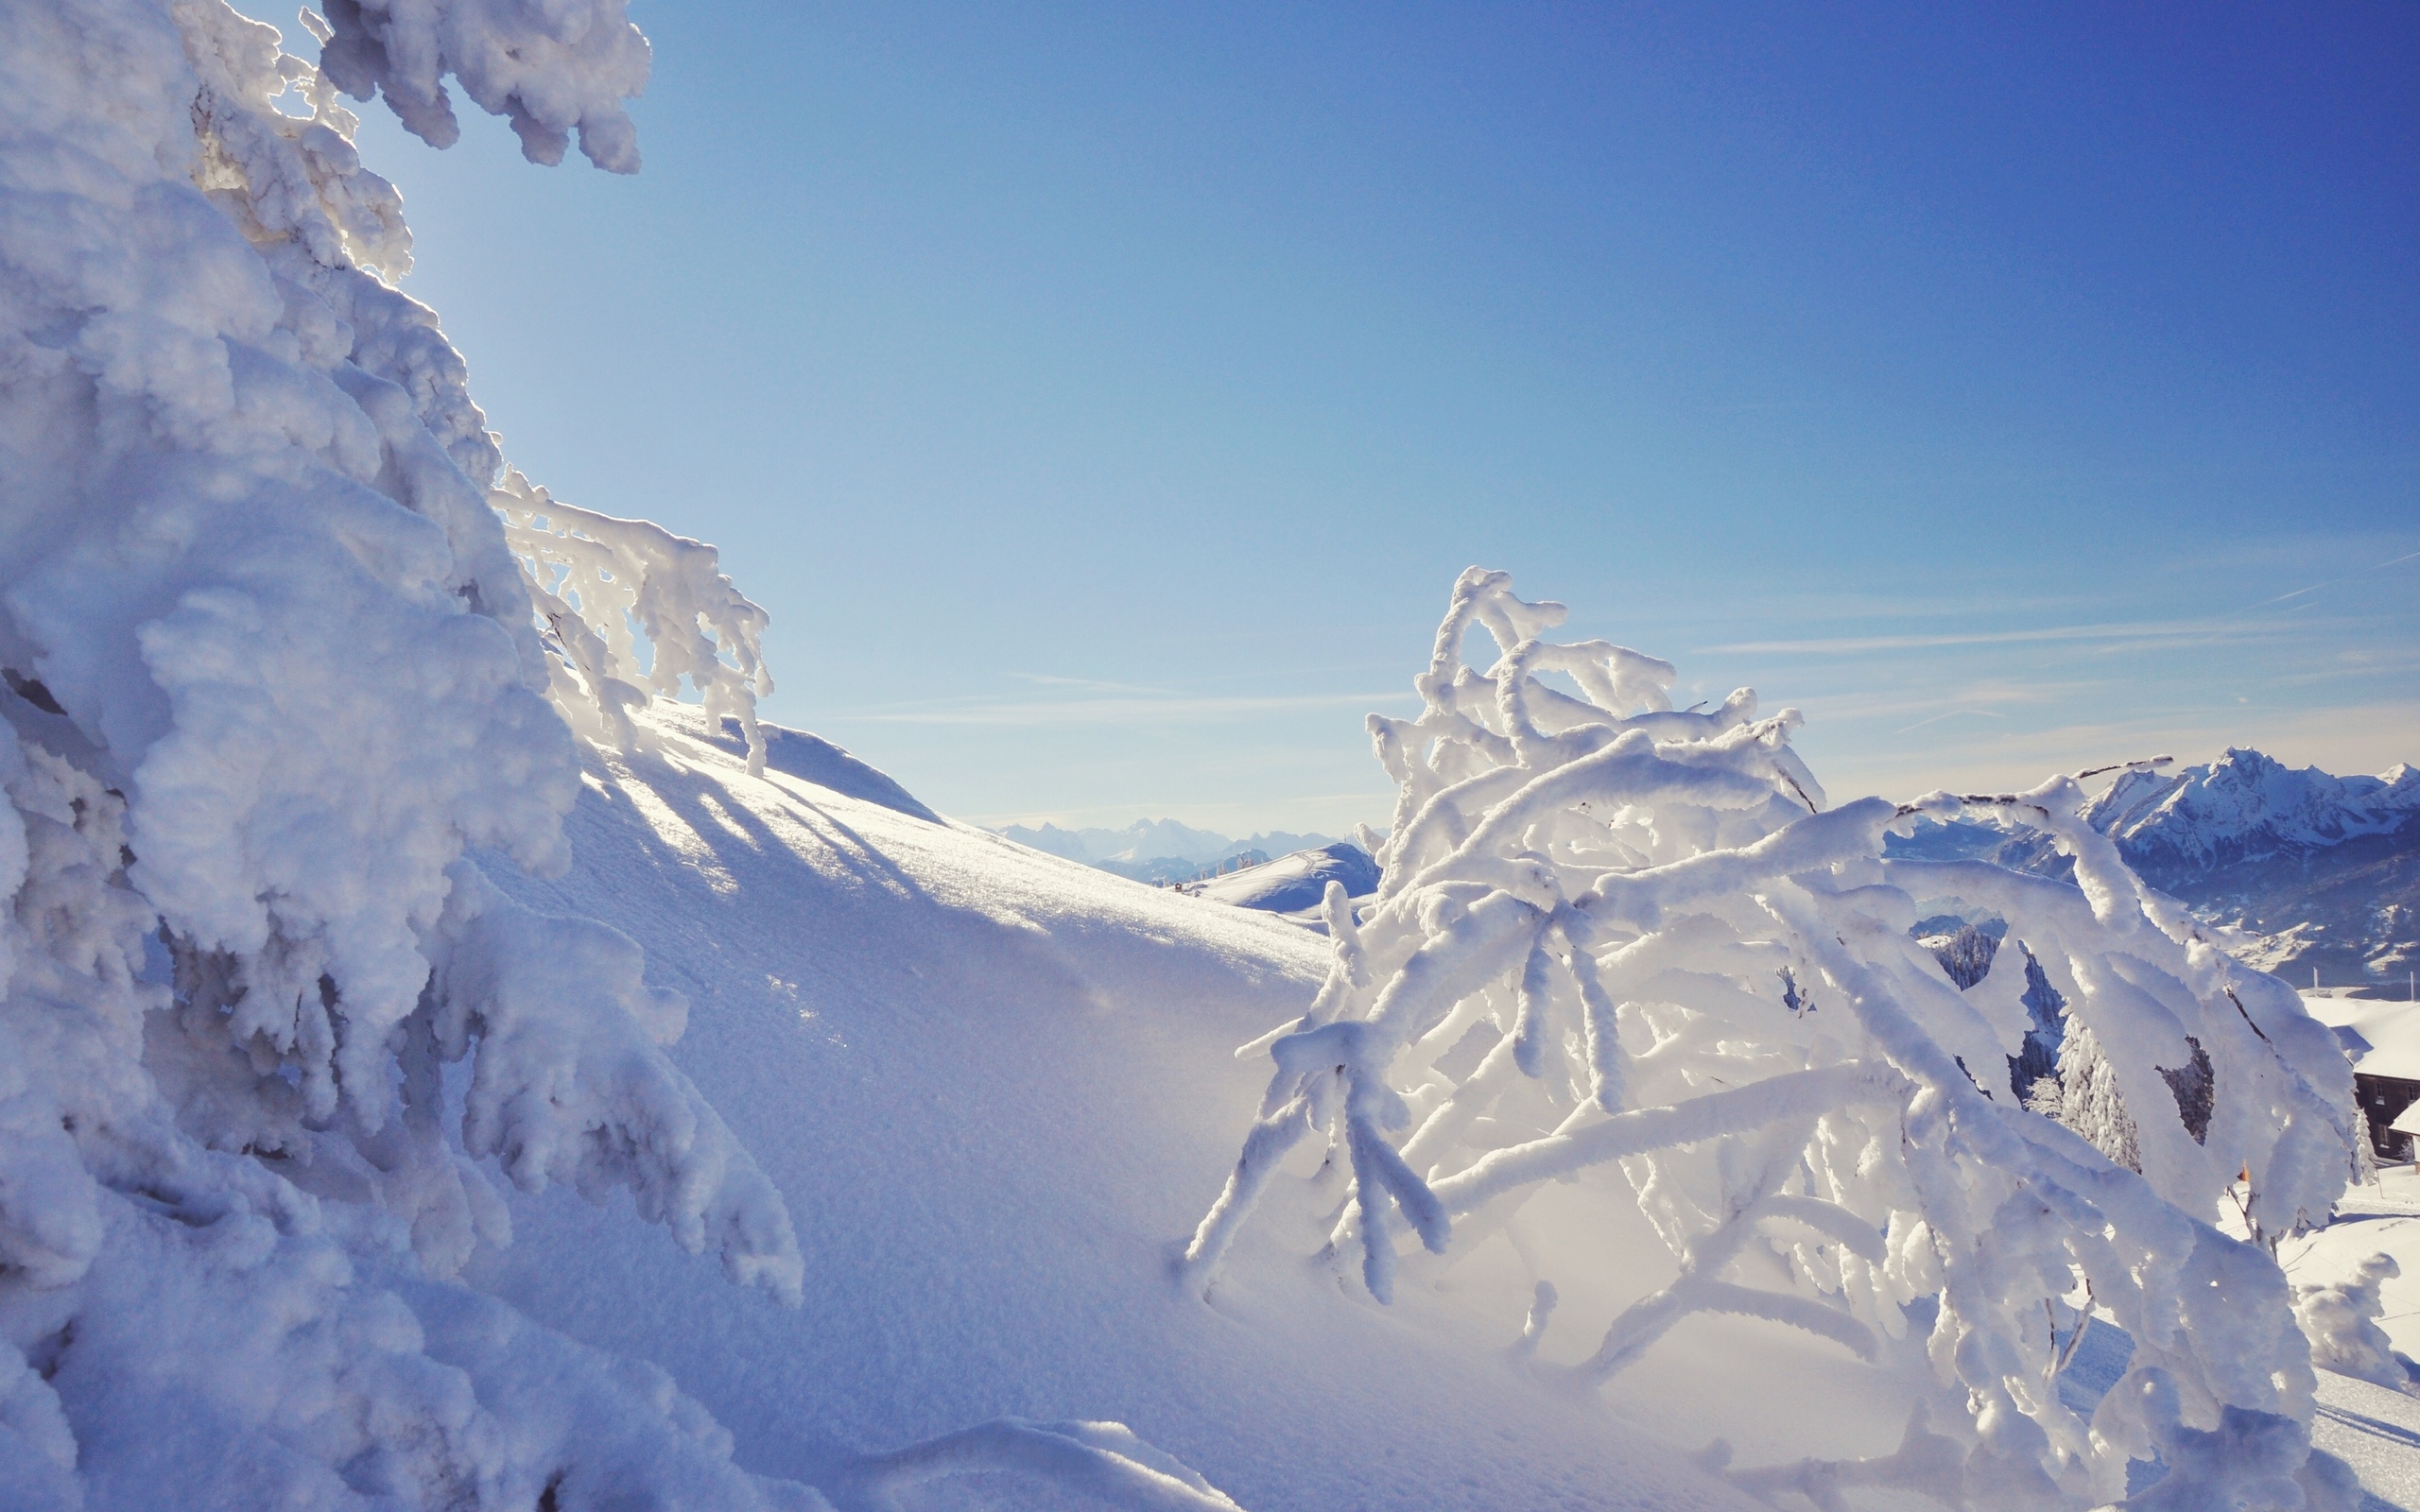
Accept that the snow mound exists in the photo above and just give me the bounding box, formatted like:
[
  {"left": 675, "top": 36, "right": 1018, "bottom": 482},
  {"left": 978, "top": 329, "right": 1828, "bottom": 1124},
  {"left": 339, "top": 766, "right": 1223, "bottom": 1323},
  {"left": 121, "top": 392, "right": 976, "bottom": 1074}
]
[
  {"left": 669, "top": 706, "right": 942, "bottom": 824},
  {"left": 1190, "top": 842, "right": 1380, "bottom": 915}
]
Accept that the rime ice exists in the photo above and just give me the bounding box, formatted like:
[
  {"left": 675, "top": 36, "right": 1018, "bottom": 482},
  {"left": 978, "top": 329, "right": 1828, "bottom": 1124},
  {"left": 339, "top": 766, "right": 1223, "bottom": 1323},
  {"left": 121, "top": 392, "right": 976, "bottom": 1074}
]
[{"left": 1185, "top": 567, "right": 2367, "bottom": 1508}]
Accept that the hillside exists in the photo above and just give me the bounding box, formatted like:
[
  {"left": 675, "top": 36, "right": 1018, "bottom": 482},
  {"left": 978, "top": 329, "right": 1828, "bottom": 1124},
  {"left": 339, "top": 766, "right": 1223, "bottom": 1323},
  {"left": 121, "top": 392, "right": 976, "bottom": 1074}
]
[
  {"left": 1185, "top": 841, "right": 1382, "bottom": 919},
  {"left": 471, "top": 706, "right": 1802, "bottom": 1509}
]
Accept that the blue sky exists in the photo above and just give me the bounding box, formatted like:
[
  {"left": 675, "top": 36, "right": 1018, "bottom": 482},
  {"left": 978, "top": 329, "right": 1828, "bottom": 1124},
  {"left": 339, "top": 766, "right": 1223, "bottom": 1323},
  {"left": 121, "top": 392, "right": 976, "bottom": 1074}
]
[{"left": 268, "top": 2, "right": 2416, "bottom": 834}]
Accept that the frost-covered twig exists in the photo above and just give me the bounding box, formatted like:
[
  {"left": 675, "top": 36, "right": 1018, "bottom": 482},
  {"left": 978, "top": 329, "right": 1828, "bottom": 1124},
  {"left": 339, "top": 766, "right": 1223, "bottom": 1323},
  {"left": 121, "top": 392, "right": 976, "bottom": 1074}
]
[{"left": 493, "top": 468, "right": 776, "bottom": 773}]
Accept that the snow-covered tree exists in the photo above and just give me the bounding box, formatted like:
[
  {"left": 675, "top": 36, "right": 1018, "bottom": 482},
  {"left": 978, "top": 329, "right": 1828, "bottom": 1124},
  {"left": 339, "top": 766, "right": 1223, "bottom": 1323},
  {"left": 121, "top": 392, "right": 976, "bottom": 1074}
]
[
  {"left": 1183, "top": 568, "right": 2366, "bottom": 1510},
  {"left": 0, "top": 4, "right": 1235, "bottom": 1507}
]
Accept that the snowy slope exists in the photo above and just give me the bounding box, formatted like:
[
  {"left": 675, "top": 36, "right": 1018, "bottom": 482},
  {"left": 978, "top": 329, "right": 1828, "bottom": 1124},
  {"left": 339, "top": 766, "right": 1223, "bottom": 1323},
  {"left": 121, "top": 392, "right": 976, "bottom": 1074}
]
[{"left": 469, "top": 706, "right": 1794, "bottom": 1511}]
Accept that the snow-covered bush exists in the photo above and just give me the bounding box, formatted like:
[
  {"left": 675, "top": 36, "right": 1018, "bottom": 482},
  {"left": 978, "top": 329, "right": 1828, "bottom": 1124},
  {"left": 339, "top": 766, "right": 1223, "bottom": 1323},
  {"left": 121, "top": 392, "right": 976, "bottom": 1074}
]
[
  {"left": 1184, "top": 568, "right": 2365, "bottom": 1510},
  {"left": 0, "top": 5, "right": 1230, "bottom": 1508},
  {"left": 2293, "top": 1251, "right": 2410, "bottom": 1392}
]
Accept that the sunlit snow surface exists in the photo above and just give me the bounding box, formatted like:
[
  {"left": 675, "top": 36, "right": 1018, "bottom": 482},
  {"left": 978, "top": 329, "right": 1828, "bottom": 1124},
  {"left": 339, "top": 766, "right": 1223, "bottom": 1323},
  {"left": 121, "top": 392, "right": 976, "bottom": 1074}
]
[{"left": 464, "top": 707, "right": 1900, "bottom": 1509}]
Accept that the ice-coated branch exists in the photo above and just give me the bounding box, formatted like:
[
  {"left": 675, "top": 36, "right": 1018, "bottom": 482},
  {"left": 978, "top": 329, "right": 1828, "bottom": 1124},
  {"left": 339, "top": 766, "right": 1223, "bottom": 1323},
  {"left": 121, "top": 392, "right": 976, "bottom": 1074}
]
[
  {"left": 312, "top": 0, "right": 652, "bottom": 171},
  {"left": 0, "top": 6, "right": 837, "bottom": 1505},
  {"left": 493, "top": 468, "right": 777, "bottom": 773},
  {"left": 1182, "top": 567, "right": 2363, "bottom": 1509}
]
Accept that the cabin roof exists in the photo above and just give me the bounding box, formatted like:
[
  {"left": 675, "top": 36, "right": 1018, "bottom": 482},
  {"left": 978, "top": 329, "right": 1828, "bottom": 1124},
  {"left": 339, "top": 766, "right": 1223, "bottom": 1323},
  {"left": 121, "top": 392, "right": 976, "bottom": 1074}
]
[{"left": 2304, "top": 992, "right": 2420, "bottom": 1082}]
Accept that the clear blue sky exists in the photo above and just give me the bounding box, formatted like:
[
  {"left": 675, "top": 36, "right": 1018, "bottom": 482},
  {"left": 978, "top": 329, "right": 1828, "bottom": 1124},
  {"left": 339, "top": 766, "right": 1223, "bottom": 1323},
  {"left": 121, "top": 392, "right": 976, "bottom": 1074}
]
[{"left": 265, "top": 2, "right": 2416, "bottom": 834}]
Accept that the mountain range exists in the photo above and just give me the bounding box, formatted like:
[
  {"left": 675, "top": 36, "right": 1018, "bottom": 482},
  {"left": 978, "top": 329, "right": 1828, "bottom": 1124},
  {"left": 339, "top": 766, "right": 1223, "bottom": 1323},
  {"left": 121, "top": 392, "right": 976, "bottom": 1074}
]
[
  {"left": 1900, "top": 747, "right": 2418, "bottom": 990},
  {"left": 995, "top": 817, "right": 1341, "bottom": 884}
]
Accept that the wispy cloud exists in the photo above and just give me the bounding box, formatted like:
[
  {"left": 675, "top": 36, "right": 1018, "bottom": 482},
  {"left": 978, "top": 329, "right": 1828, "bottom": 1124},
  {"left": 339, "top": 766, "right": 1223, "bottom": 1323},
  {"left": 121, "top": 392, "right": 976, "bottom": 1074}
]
[
  {"left": 1817, "top": 698, "right": 2420, "bottom": 803},
  {"left": 1694, "top": 610, "right": 2352, "bottom": 658},
  {"left": 1893, "top": 708, "right": 2009, "bottom": 735},
  {"left": 1701, "top": 617, "right": 2256, "bottom": 656},
  {"left": 2261, "top": 546, "right": 2420, "bottom": 606},
  {"left": 1001, "top": 672, "right": 1172, "bottom": 695},
  {"left": 836, "top": 689, "right": 1417, "bottom": 728}
]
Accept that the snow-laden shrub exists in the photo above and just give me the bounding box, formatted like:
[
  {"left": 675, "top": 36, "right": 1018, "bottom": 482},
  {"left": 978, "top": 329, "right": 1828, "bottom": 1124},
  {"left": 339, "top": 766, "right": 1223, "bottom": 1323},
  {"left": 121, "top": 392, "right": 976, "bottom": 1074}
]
[
  {"left": 1184, "top": 568, "right": 2365, "bottom": 1510},
  {"left": 0, "top": 5, "right": 1230, "bottom": 1508},
  {"left": 2293, "top": 1252, "right": 2409, "bottom": 1392}
]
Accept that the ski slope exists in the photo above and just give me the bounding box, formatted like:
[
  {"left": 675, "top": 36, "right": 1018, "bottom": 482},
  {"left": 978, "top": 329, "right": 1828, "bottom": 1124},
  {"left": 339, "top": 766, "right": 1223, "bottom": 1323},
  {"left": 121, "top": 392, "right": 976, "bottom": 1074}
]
[{"left": 463, "top": 706, "right": 1880, "bottom": 1510}]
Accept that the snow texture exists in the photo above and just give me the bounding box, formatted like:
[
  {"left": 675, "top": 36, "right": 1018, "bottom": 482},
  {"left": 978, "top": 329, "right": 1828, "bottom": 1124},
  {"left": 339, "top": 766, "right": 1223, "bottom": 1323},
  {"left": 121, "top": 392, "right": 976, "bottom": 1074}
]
[
  {"left": 0, "top": 5, "right": 1228, "bottom": 1507},
  {"left": 1183, "top": 567, "right": 2369, "bottom": 1510}
]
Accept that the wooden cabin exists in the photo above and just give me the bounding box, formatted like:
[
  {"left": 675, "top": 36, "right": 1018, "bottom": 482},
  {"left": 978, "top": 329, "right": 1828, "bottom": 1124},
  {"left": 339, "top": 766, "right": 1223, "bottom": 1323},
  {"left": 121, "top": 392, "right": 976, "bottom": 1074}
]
[{"left": 2304, "top": 990, "right": 2420, "bottom": 1162}]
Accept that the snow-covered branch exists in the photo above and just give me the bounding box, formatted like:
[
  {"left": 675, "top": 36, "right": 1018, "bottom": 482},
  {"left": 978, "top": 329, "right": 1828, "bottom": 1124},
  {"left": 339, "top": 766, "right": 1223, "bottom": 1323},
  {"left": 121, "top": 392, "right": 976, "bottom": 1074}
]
[
  {"left": 1184, "top": 566, "right": 2364, "bottom": 1509},
  {"left": 493, "top": 468, "right": 775, "bottom": 774}
]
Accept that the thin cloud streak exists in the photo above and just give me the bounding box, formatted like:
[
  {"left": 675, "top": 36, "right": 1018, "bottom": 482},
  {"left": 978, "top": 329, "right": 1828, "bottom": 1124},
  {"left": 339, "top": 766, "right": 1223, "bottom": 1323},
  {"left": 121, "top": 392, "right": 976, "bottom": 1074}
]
[
  {"left": 1703, "top": 617, "right": 2259, "bottom": 656},
  {"left": 837, "top": 690, "right": 1417, "bottom": 728},
  {"left": 2262, "top": 546, "right": 2420, "bottom": 606},
  {"left": 1003, "top": 672, "right": 1174, "bottom": 695},
  {"left": 1893, "top": 708, "right": 2009, "bottom": 735}
]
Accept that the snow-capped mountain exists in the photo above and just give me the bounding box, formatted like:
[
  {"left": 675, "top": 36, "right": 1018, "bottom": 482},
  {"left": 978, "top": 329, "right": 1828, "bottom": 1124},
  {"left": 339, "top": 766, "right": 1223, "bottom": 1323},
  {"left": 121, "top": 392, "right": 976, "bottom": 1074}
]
[
  {"left": 2087, "top": 748, "right": 2420, "bottom": 882},
  {"left": 1909, "top": 748, "right": 2419, "bottom": 987},
  {"left": 1186, "top": 840, "right": 1382, "bottom": 916}
]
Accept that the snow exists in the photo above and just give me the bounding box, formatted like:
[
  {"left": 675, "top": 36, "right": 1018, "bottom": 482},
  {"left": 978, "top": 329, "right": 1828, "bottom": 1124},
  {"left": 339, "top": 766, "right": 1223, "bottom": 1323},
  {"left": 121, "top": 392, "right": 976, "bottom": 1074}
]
[
  {"left": 1187, "top": 841, "right": 1380, "bottom": 916},
  {"left": 1, "top": 1, "right": 2407, "bottom": 1507},
  {"left": 2306, "top": 994, "right": 2420, "bottom": 1083},
  {"left": 2091, "top": 751, "right": 2420, "bottom": 875},
  {"left": 471, "top": 708, "right": 1775, "bottom": 1510}
]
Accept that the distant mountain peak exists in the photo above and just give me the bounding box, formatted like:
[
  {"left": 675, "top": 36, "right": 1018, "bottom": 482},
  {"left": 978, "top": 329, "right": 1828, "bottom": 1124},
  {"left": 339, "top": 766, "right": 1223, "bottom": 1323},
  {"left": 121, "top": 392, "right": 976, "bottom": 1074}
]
[
  {"left": 1897, "top": 746, "right": 2420, "bottom": 988},
  {"left": 2083, "top": 746, "right": 2420, "bottom": 876}
]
